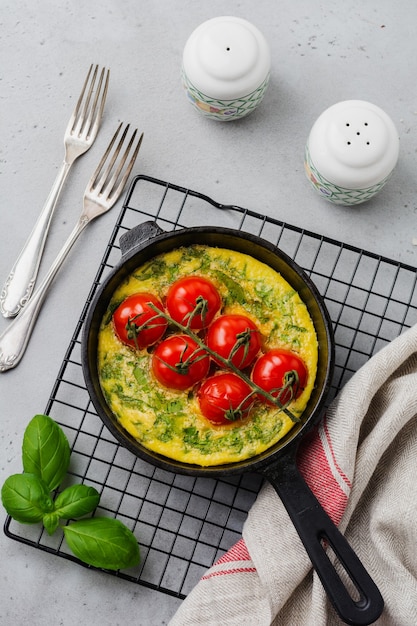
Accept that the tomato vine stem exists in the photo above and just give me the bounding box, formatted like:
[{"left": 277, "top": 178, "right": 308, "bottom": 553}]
[
  {"left": 147, "top": 303, "right": 300, "bottom": 423},
  {"left": 126, "top": 311, "right": 166, "bottom": 351},
  {"left": 184, "top": 294, "right": 209, "bottom": 328},
  {"left": 154, "top": 340, "right": 208, "bottom": 375}
]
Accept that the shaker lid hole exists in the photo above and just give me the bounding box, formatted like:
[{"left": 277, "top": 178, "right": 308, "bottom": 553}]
[{"left": 307, "top": 100, "right": 400, "bottom": 187}]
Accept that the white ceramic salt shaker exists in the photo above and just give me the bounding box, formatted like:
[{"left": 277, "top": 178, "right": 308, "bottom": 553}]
[
  {"left": 304, "top": 100, "right": 399, "bottom": 205},
  {"left": 182, "top": 16, "right": 271, "bottom": 121}
]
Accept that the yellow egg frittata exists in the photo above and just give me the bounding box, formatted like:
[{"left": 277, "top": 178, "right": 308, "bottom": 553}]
[{"left": 97, "top": 245, "right": 318, "bottom": 466}]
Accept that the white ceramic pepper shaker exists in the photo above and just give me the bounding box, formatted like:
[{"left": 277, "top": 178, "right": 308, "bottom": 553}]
[
  {"left": 182, "top": 16, "right": 271, "bottom": 121},
  {"left": 304, "top": 100, "right": 400, "bottom": 205}
]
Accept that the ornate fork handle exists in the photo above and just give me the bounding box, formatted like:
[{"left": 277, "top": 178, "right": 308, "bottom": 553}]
[
  {"left": 1, "top": 161, "right": 71, "bottom": 318},
  {"left": 0, "top": 216, "right": 88, "bottom": 372}
]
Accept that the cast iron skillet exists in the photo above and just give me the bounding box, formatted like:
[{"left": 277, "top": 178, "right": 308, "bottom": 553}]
[{"left": 82, "top": 221, "right": 384, "bottom": 625}]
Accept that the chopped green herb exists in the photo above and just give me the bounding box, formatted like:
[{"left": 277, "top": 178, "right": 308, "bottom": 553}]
[
  {"left": 212, "top": 270, "right": 246, "bottom": 305},
  {"left": 153, "top": 414, "right": 174, "bottom": 442},
  {"left": 134, "top": 257, "right": 169, "bottom": 281}
]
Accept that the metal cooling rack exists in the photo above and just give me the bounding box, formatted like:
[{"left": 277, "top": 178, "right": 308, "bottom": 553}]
[{"left": 4, "top": 175, "right": 417, "bottom": 599}]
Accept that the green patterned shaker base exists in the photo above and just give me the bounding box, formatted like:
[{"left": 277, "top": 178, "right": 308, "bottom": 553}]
[
  {"left": 304, "top": 144, "right": 392, "bottom": 206},
  {"left": 182, "top": 69, "right": 270, "bottom": 121}
]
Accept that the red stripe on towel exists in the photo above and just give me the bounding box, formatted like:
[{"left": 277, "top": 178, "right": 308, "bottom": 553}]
[
  {"left": 297, "top": 424, "right": 348, "bottom": 526},
  {"left": 322, "top": 417, "right": 352, "bottom": 490},
  {"left": 216, "top": 538, "right": 251, "bottom": 564},
  {"left": 202, "top": 565, "right": 257, "bottom": 580},
  {"left": 203, "top": 539, "right": 256, "bottom": 579}
]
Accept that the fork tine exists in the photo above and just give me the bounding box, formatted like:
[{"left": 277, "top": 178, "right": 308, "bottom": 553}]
[
  {"left": 76, "top": 64, "right": 97, "bottom": 132},
  {"left": 86, "top": 67, "right": 109, "bottom": 139},
  {"left": 67, "top": 64, "right": 109, "bottom": 139},
  {"left": 110, "top": 129, "right": 144, "bottom": 201},
  {"left": 89, "top": 121, "right": 124, "bottom": 191},
  {"left": 93, "top": 122, "right": 128, "bottom": 192},
  {"left": 106, "top": 127, "right": 141, "bottom": 197},
  {"left": 67, "top": 63, "right": 94, "bottom": 134},
  {"left": 89, "top": 123, "right": 144, "bottom": 207}
]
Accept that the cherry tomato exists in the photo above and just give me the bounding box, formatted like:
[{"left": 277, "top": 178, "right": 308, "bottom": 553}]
[
  {"left": 166, "top": 276, "right": 221, "bottom": 329},
  {"left": 113, "top": 293, "right": 167, "bottom": 349},
  {"left": 152, "top": 334, "right": 210, "bottom": 390},
  {"left": 252, "top": 349, "right": 308, "bottom": 407},
  {"left": 198, "top": 373, "right": 254, "bottom": 425},
  {"left": 206, "top": 314, "right": 261, "bottom": 369}
]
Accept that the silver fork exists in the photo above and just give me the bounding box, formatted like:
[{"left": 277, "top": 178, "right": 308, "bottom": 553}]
[
  {"left": 0, "top": 123, "right": 143, "bottom": 372},
  {"left": 0, "top": 64, "right": 110, "bottom": 319}
]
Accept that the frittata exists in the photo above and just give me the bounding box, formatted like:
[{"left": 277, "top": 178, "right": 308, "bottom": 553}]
[{"left": 97, "top": 245, "right": 318, "bottom": 466}]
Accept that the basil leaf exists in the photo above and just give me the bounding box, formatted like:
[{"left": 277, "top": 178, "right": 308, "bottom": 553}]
[
  {"left": 22, "top": 414, "right": 70, "bottom": 491},
  {"left": 1, "top": 473, "right": 54, "bottom": 523},
  {"left": 43, "top": 511, "right": 61, "bottom": 535},
  {"left": 54, "top": 485, "right": 100, "bottom": 520},
  {"left": 133, "top": 365, "right": 148, "bottom": 386},
  {"left": 212, "top": 270, "right": 246, "bottom": 305},
  {"left": 63, "top": 517, "right": 140, "bottom": 570}
]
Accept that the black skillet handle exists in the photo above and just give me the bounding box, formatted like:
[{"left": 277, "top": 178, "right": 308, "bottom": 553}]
[
  {"left": 119, "top": 221, "right": 164, "bottom": 257},
  {"left": 261, "top": 461, "right": 384, "bottom": 625}
]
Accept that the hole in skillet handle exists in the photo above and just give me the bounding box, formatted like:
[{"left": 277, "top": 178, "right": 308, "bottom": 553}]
[{"left": 261, "top": 458, "right": 384, "bottom": 625}]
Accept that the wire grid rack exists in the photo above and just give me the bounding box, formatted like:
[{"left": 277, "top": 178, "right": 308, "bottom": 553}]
[{"left": 4, "top": 175, "right": 417, "bottom": 599}]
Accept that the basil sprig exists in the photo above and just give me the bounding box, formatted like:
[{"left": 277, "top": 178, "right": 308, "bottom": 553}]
[{"left": 1, "top": 415, "right": 140, "bottom": 571}]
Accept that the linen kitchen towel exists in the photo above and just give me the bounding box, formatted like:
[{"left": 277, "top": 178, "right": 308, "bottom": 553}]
[{"left": 169, "top": 322, "right": 417, "bottom": 625}]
